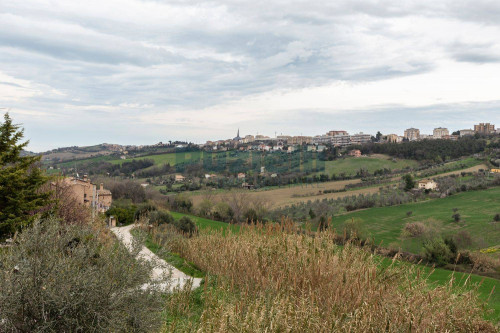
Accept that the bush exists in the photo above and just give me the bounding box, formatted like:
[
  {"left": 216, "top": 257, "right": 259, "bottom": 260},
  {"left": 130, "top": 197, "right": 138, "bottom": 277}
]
[
  {"left": 133, "top": 202, "right": 158, "bottom": 221},
  {"left": 149, "top": 210, "right": 174, "bottom": 226},
  {"left": 422, "top": 238, "right": 454, "bottom": 266},
  {"left": 0, "top": 219, "right": 165, "bottom": 332},
  {"left": 105, "top": 200, "right": 137, "bottom": 225},
  {"left": 342, "top": 219, "right": 367, "bottom": 242},
  {"left": 454, "top": 230, "right": 473, "bottom": 249},
  {"left": 244, "top": 208, "right": 259, "bottom": 223},
  {"left": 174, "top": 216, "right": 197, "bottom": 235},
  {"left": 402, "top": 222, "right": 428, "bottom": 238},
  {"left": 212, "top": 202, "right": 234, "bottom": 222},
  {"left": 494, "top": 213, "right": 500, "bottom": 222},
  {"left": 172, "top": 193, "right": 193, "bottom": 213},
  {"left": 452, "top": 213, "right": 461, "bottom": 223}
]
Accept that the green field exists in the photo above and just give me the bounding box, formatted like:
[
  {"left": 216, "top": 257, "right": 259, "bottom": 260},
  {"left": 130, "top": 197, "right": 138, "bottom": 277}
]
[
  {"left": 170, "top": 211, "right": 239, "bottom": 232},
  {"left": 333, "top": 187, "right": 500, "bottom": 253},
  {"left": 324, "top": 155, "right": 418, "bottom": 176},
  {"left": 108, "top": 151, "right": 205, "bottom": 166}
]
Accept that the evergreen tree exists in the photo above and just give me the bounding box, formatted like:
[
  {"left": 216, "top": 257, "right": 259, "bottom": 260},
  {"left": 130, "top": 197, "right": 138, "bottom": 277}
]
[
  {"left": 402, "top": 174, "right": 415, "bottom": 191},
  {"left": 0, "top": 113, "right": 51, "bottom": 238}
]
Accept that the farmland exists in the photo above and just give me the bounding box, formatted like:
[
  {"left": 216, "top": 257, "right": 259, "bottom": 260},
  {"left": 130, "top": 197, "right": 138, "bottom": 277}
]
[
  {"left": 323, "top": 154, "right": 418, "bottom": 176},
  {"left": 332, "top": 187, "right": 500, "bottom": 253}
]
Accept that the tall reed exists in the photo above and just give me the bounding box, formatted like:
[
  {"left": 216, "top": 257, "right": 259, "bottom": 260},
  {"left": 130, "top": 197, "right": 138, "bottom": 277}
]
[{"left": 160, "top": 220, "right": 495, "bottom": 332}]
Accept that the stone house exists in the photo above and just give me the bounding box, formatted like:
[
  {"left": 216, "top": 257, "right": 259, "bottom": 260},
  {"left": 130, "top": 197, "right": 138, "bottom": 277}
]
[
  {"left": 51, "top": 175, "right": 112, "bottom": 213},
  {"left": 418, "top": 179, "right": 438, "bottom": 190}
]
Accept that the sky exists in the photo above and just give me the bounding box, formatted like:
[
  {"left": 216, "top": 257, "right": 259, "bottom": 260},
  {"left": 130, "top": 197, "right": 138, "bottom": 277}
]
[{"left": 1, "top": 0, "right": 500, "bottom": 152}]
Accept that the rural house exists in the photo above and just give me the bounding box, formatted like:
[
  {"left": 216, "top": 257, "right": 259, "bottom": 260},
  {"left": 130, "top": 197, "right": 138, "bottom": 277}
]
[{"left": 418, "top": 179, "right": 438, "bottom": 190}]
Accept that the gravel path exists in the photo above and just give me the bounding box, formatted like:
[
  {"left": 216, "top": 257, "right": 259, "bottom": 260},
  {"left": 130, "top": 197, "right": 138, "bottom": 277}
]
[{"left": 111, "top": 224, "right": 202, "bottom": 292}]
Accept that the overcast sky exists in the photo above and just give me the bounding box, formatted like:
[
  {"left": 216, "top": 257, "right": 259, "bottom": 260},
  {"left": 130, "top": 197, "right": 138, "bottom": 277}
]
[{"left": 1, "top": 0, "right": 500, "bottom": 152}]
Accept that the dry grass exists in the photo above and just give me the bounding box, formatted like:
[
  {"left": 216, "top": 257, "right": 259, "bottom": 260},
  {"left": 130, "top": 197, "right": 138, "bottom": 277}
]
[{"left": 162, "top": 221, "right": 496, "bottom": 332}]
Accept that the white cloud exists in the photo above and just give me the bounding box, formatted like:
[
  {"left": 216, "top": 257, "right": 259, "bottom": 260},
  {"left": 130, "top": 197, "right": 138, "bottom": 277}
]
[{"left": 0, "top": 0, "right": 499, "bottom": 150}]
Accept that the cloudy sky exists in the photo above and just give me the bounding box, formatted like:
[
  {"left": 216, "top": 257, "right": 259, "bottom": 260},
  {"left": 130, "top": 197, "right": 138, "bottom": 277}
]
[{"left": 1, "top": 0, "right": 500, "bottom": 151}]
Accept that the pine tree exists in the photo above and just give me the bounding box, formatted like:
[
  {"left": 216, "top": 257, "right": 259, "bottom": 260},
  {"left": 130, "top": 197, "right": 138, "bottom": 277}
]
[{"left": 0, "top": 113, "right": 52, "bottom": 238}]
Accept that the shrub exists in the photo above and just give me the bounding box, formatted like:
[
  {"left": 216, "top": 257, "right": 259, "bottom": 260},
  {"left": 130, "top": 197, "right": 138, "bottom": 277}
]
[
  {"left": 402, "top": 222, "right": 428, "bottom": 238},
  {"left": 454, "top": 230, "right": 473, "bottom": 249},
  {"left": 212, "top": 202, "right": 234, "bottom": 222},
  {"left": 494, "top": 213, "right": 500, "bottom": 222},
  {"left": 422, "top": 237, "right": 454, "bottom": 266},
  {"left": 105, "top": 200, "right": 137, "bottom": 225},
  {"left": 174, "top": 216, "right": 197, "bottom": 236},
  {"left": 452, "top": 213, "right": 461, "bottom": 223},
  {"left": 406, "top": 211, "right": 413, "bottom": 217},
  {"left": 0, "top": 219, "right": 165, "bottom": 332},
  {"left": 133, "top": 202, "right": 158, "bottom": 221},
  {"left": 244, "top": 208, "right": 259, "bottom": 223},
  {"left": 342, "top": 218, "right": 367, "bottom": 242},
  {"left": 149, "top": 210, "right": 174, "bottom": 226},
  {"left": 172, "top": 193, "right": 193, "bottom": 213},
  {"left": 467, "top": 251, "right": 500, "bottom": 272}
]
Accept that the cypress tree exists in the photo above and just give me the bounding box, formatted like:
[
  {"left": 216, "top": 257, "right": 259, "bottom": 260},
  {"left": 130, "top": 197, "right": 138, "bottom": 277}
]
[{"left": 0, "top": 113, "right": 52, "bottom": 238}]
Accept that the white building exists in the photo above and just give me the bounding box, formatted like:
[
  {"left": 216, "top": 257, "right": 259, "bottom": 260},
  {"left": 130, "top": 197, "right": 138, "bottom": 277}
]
[
  {"left": 418, "top": 179, "right": 438, "bottom": 190},
  {"left": 433, "top": 127, "right": 449, "bottom": 139}
]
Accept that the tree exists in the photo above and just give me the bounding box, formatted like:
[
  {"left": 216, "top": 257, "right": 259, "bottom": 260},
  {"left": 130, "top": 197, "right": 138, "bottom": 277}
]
[
  {"left": 309, "top": 208, "right": 316, "bottom": 220},
  {"left": 402, "top": 174, "right": 415, "bottom": 191},
  {"left": 375, "top": 131, "right": 383, "bottom": 142},
  {"left": 0, "top": 113, "right": 52, "bottom": 238}
]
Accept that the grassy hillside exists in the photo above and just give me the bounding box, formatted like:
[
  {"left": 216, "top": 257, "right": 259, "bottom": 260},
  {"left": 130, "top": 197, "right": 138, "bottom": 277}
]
[
  {"left": 170, "top": 211, "right": 239, "bottom": 232},
  {"left": 333, "top": 187, "right": 500, "bottom": 253},
  {"left": 108, "top": 151, "right": 205, "bottom": 166},
  {"left": 324, "top": 154, "right": 418, "bottom": 176}
]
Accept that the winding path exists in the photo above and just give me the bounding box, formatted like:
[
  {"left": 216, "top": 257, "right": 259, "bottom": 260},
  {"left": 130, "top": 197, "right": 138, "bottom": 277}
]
[{"left": 111, "top": 224, "right": 202, "bottom": 292}]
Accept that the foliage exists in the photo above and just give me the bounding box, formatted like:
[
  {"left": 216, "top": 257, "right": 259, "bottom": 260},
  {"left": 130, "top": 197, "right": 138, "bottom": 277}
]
[
  {"left": 133, "top": 202, "right": 158, "bottom": 221},
  {"left": 105, "top": 200, "right": 137, "bottom": 225},
  {"left": 422, "top": 237, "right": 455, "bottom": 266},
  {"left": 171, "top": 193, "right": 193, "bottom": 212},
  {"left": 149, "top": 210, "right": 175, "bottom": 226},
  {"left": 402, "top": 174, "right": 415, "bottom": 191},
  {"left": 494, "top": 213, "right": 500, "bottom": 222},
  {"left": 0, "top": 219, "right": 165, "bottom": 332},
  {"left": 212, "top": 202, "right": 234, "bottom": 223},
  {"left": 358, "top": 137, "right": 487, "bottom": 161},
  {"left": 174, "top": 216, "right": 197, "bottom": 235},
  {"left": 0, "top": 113, "right": 52, "bottom": 238},
  {"left": 101, "top": 179, "right": 146, "bottom": 203}
]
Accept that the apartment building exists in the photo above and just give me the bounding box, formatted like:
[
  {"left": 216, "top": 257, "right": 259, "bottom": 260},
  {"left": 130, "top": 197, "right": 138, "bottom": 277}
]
[
  {"left": 327, "top": 130, "right": 348, "bottom": 136},
  {"left": 350, "top": 132, "right": 372, "bottom": 145},
  {"left": 474, "top": 123, "right": 495, "bottom": 134},
  {"left": 459, "top": 129, "right": 474, "bottom": 137},
  {"left": 404, "top": 128, "right": 420, "bottom": 141},
  {"left": 289, "top": 136, "right": 313, "bottom": 144},
  {"left": 433, "top": 127, "right": 449, "bottom": 139}
]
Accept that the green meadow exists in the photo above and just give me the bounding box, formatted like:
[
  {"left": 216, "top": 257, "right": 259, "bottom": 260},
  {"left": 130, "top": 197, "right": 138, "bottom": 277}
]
[{"left": 333, "top": 187, "right": 500, "bottom": 253}]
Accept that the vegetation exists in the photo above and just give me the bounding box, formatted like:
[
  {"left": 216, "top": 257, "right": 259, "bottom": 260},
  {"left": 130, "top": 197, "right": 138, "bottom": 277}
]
[
  {"left": 0, "top": 113, "right": 52, "bottom": 239},
  {"left": 333, "top": 187, "right": 500, "bottom": 254},
  {"left": 358, "top": 136, "right": 487, "bottom": 161},
  {"left": 0, "top": 219, "right": 166, "bottom": 332},
  {"left": 161, "top": 221, "right": 495, "bottom": 331}
]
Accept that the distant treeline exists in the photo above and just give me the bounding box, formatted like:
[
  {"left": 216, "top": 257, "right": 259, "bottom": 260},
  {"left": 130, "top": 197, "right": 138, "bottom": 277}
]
[{"left": 354, "top": 137, "right": 487, "bottom": 161}]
